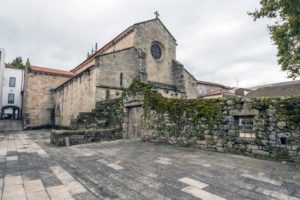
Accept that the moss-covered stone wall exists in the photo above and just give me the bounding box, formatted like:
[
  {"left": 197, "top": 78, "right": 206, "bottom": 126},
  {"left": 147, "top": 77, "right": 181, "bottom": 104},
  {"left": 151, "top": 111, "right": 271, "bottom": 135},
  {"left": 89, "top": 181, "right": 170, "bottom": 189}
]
[
  {"left": 69, "top": 98, "right": 123, "bottom": 139},
  {"left": 140, "top": 84, "right": 300, "bottom": 162}
]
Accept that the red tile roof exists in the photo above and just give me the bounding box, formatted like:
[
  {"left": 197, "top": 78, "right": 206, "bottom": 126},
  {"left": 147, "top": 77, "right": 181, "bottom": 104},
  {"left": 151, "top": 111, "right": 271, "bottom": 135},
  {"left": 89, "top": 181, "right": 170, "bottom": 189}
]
[
  {"left": 5, "top": 63, "right": 75, "bottom": 77},
  {"left": 5, "top": 64, "right": 23, "bottom": 70},
  {"left": 202, "top": 89, "right": 225, "bottom": 97},
  {"left": 197, "top": 80, "right": 228, "bottom": 88},
  {"left": 30, "top": 65, "right": 76, "bottom": 77}
]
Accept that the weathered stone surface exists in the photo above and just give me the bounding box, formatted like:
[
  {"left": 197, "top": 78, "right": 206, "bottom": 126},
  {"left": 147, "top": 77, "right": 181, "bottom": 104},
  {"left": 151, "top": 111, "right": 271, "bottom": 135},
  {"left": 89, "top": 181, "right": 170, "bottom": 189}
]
[
  {"left": 51, "top": 20, "right": 199, "bottom": 128},
  {"left": 229, "top": 109, "right": 259, "bottom": 116},
  {"left": 277, "top": 121, "right": 287, "bottom": 129},
  {"left": 23, "top": 71, "right": 70, "bottom": 128},
  {"left": 141, "top": 97, "right": 300, "bottom": 163},
  {"left": 19, "top": 131, "right": 300, "bottom": 200},
  {"left": 50, "top": 129, "right": 119, "bottom": 147}
]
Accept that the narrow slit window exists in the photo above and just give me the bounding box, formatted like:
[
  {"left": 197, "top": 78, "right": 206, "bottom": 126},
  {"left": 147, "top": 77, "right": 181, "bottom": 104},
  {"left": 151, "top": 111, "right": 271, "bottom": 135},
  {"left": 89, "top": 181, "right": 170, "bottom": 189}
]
[
  {"left": 106, "top": 90, "right": 110, "bottom": 100},
  {"left": 120, "top": 73, "right": 123, "bottom": 86}
]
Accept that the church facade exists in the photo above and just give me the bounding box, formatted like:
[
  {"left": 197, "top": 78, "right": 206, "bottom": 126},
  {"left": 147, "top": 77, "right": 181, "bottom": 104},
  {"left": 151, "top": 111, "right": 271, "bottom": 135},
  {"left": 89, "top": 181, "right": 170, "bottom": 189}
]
[{"left": 23, "top": 18, "right": 198, "bottom": 128}]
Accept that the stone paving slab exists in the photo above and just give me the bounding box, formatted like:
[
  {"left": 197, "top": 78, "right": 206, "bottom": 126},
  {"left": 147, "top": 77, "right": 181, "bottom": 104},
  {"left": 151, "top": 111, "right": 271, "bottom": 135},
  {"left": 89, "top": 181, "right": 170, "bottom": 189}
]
[
  {"left": 3, "top": 184, "right": 26, "bottom": 200},
  {"left": 26, "top": 190, "right": 50, "bottom": 200},
  {"left": 24, "top": 179, "right": 45, "bottom": 192},
  {"left": 0, "top": 130, "right": 300, "bottom": 200}
]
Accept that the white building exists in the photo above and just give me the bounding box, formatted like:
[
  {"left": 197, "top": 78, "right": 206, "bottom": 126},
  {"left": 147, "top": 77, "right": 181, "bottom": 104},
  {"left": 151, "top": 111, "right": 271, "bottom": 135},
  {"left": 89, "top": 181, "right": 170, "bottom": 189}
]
[
  {"left": 0, "top": 51, "right": 25, "bottom": 119},
  {"left": 0, "top": 49, "right": 5, "bottom": 113}
]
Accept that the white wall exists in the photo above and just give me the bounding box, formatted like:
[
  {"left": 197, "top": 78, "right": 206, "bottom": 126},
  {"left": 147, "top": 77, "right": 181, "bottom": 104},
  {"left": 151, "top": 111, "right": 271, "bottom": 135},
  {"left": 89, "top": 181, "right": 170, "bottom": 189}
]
[
  {"left": 0, "top": 48, "right": 5, "bottom": 111},
  {"left": 203, "top": 94, "right": 223, "bottom": 99},
  {"left": 2, "top": 67, "right": 24, "bottom": 109},
  {"left": 197, "top": 84, "right": 223, "bottom": 96}
]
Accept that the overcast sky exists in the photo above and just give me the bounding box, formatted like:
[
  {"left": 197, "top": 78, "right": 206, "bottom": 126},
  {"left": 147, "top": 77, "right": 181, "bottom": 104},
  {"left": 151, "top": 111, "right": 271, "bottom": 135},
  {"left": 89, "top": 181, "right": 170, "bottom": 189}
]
[{"left": 0, "top": 0, "right": 296, "bottom": 88}]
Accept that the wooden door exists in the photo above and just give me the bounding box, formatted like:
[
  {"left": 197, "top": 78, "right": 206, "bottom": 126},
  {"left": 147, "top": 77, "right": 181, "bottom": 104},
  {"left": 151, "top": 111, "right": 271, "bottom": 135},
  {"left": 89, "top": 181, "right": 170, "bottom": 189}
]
[{"left": 128, "top": 106, "right": 143, "bottom": 138}]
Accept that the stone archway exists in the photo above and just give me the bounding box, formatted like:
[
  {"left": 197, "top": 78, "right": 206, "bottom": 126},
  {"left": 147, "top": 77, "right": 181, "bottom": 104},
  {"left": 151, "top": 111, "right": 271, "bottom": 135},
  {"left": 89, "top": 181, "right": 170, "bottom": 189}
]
[{"left": 1, "top": 105, "right": 21, "bottom": 120}]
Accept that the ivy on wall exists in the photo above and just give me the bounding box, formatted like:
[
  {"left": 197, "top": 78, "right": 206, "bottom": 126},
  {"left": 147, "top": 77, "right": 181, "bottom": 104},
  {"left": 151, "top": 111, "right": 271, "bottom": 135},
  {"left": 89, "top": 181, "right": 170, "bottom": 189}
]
[
  {"left": 125, "top": 80, "right": 226, "bottom": 139},
  {"left": 124, "top": 80, "right": 300, "bottom": 162}
]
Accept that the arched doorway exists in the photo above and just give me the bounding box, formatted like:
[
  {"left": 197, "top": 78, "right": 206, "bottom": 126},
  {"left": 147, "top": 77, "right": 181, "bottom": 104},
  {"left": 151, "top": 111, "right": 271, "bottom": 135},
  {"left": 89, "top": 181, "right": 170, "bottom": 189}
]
[{"left": 1, "top": 106, "right": 21, "bottom": 120}]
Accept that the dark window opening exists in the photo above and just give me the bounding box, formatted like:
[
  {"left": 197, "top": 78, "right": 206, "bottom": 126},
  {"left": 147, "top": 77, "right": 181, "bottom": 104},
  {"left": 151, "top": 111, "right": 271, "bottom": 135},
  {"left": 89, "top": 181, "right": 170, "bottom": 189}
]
[
  {"left": 280, "top": 137, "right": 287, "bottom": 145},
  {"left": 8, "top": 94, "right": 14, "bottom": 104},
  {"left": 120, "top": 73, "right": 123, "bottom": 86},
  {"left": 9, "top": 77, "right": 16, "bottom": 87}
]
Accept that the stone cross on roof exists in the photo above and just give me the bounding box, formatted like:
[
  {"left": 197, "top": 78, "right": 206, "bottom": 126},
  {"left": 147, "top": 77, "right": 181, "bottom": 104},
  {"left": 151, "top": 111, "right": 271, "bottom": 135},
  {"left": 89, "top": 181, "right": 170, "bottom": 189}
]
[{"left": 154, "top": 11, "right": 159, "bottom": 19}]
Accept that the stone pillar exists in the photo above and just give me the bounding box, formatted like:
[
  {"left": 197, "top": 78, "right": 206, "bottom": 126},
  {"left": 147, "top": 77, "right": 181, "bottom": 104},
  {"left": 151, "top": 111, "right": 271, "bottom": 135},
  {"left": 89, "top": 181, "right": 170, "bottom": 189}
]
[{"left": 172, "top": 60, "right": 186, "bottom": 93}]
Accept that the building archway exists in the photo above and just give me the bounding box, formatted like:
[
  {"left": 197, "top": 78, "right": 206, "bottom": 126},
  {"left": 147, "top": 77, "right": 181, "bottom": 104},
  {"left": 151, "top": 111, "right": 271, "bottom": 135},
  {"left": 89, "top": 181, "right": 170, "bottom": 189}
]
[{"left": 1, "top": 105, "right": 21, "bottom": 120}]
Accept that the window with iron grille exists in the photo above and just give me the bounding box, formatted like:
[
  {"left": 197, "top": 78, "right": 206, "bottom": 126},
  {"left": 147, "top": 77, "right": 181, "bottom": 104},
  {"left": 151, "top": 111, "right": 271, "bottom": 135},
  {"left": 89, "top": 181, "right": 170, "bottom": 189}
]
[{"left": 237, "top": 116, "right": 256, "bottom": 138}]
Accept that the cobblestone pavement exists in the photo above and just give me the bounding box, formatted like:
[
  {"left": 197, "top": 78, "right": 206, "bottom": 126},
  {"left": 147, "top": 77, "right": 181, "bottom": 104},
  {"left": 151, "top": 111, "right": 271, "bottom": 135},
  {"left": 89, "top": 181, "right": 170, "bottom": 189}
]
[{"left": 0, "top": 130, "right": 300, "bottom": 200}]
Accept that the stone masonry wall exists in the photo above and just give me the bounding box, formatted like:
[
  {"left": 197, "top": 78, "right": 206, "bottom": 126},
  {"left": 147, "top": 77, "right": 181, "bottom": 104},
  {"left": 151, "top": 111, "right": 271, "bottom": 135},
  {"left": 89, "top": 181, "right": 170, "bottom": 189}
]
[
  {"left": 95, "top": 47, "right": 146, "bottom": 101},
  {"left": 183, "top": 69, "right": 198, "bottom": 99},
  {"left": 172, "top": 60, "right": 185, "bottom": 93},
  {"left": 55, "top": 66, "right": 98, "bottom": 127},
  {"left": 70, "top": 99, "right": 123, "bottom": 131},
  {"left": 23, "top": 71, "right": 70, "bottom": 128},
  {"left": 50, "top": 99, "right": 123, "bottom": 146},
  {"left": 141, "top": 93, "right": 300, "bottom": 162},
  {"left": 72, "top": 31, "right": 135, "bottom": 74},
  {"left": 134, "top": 19, "right": 177, "bottom": 85},
  {"left": 102, "top": 31, "right": 135, "bottom": 54}
]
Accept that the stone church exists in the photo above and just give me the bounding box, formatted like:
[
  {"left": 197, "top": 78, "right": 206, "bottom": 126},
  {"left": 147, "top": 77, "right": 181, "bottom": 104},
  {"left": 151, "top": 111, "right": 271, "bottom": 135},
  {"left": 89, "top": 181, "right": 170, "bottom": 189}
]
[{"left": 23, "top": 17, "right": 198, "bottom": 128}]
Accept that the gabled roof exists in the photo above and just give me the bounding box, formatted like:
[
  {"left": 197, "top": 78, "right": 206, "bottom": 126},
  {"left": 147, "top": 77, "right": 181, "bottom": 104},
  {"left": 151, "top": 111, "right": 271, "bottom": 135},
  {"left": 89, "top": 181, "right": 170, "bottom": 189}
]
[
  {"left": 5, "top": 64, "right": 75, "bottom": 77},
  {"left": 133, "top": 18, "right": 177, "bottom": 42},
  {"left": 71, "top": 26, "right": 134, "bottom": 72},
  {"left": 30, "top": 65, "right": 76, "bottom": 77},
  {"left": 249, "top": 80, "right": 300, "bottom": 90},
  {"left": 5, "top": 64, "right": 24, "bottom": 70},
  {"left": 71, "top": 18, "right": 176, "bottom": 73},
  {"left": 200, "top": 89, "right": 225, "bottom": 97},
  {"left": 246, "top": 82, "right": 300, "bottom": 98},
  {"left": 197, "top": 80, "right": 228, "bottom": 89},
  {"left": 199, "top": 88, "right": 242, "bottom": 98}
]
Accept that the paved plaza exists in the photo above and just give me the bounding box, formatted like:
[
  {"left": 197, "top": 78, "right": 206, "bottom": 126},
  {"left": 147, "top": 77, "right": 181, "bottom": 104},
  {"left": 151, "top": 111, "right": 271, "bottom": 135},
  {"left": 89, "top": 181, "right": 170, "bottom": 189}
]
[{"left": 0, "top": 130, "right": 299, "bottom": 200}]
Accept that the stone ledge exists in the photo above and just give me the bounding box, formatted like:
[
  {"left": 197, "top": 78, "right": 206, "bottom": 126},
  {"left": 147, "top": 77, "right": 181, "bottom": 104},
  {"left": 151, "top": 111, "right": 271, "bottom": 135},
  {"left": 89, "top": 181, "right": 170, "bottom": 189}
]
[
  {"left": 229, "top": 109, "right": 259, "bottom": 116},
  {"left": 96, "top": 84, "right": 124, "bottom": 90},
  {"left": 50, "top": 129, "right": 121, "bottom": 147}
]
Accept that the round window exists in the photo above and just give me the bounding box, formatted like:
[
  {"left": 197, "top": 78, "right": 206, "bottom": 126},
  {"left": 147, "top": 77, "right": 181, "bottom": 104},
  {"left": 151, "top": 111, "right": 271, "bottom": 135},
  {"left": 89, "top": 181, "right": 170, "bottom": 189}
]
[{"left": 151, "top": 43, "right": 162, "bottom": 60}]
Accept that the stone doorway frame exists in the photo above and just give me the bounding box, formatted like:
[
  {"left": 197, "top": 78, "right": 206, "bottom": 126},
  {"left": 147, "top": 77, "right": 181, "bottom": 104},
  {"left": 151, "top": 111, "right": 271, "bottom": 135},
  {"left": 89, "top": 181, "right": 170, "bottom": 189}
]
[{"left": 123, "top": 95, "right": 144, "bottom": 139}]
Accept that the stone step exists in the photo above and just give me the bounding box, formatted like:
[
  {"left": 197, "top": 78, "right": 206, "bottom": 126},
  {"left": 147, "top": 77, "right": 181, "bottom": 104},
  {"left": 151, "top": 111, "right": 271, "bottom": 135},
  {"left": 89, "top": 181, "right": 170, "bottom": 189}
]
[
  {"left": 50, "top": 128, "right": 121, "bottom": 146},
  {"left": 71, "top": 99, "right": 122, "bottom": 130}
]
